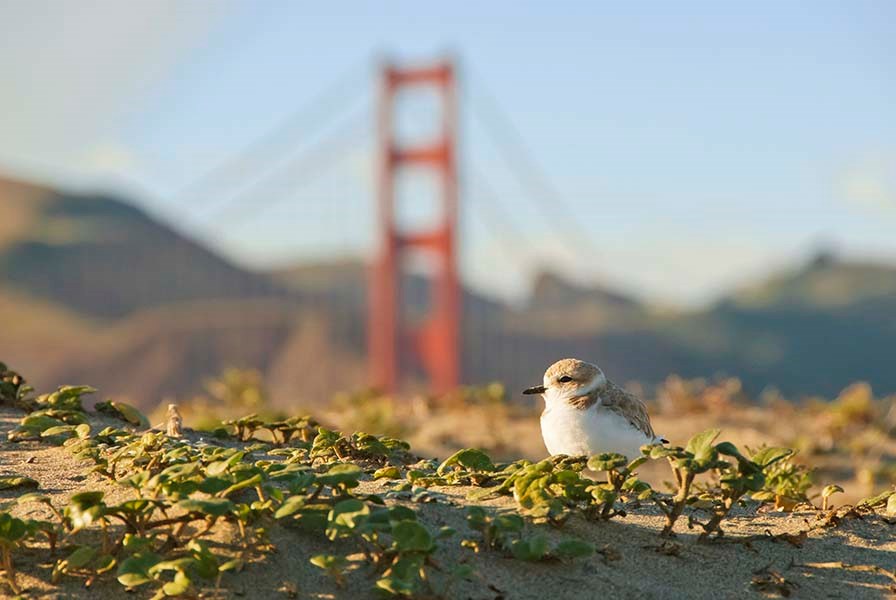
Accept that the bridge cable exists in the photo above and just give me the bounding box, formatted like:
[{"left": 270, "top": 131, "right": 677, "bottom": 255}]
[{"left": 179, "top": 59, "right": 370, "bottom": 212}]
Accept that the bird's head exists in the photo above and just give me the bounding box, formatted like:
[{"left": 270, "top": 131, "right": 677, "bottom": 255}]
[{"left": 522, "top": 358, "right": 606, "bottom": 401}]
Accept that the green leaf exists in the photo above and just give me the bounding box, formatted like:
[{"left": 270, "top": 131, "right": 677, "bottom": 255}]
[
  {"left": 186, "top": 539, "right": 218, "bottom": 579},
  {"left": 392, "top": 520, "right": 434, "bottom": 552},
  {"left": 686, "top": 428, "right": 720, "bottom": 462},
  {"left": 326, "top": 499, "right": 369, "bottom": 539},
  {"left": 274, "top": 495, "right": 306, "bottom": 519},
  {"left": 377, "top": 575, "right": 416, "bottom": 596},
  {"left": 685, "top": 428, "right": 720, "bottom": 454},
  {"left": 197, "top": 477, "right": 231, "bottom": 495},
  {"left": 0, "top": 512, "right": 28, "bottom": 542},
  {"left": 71, "top": 491, "right": 105, "bottom": 508},
  {"left": 122, "top": 533, "right": 154, "bottom": 553},
  {"left": 589, "top": 484, "right": 617, "bottom": 505},
  {"left": 511, "top": 535, "right": 548, "bottom": 561},
  {"left": 465, "top": 506, "right": 488, "bottom": 530},
  {"left": 626, "top": 456, "right": 648, "bottom": 471},
  {"left": 437, "top": 448, "right": 496, "bottom": 474},
  {"left": 587, "top": 453, "right": 627, "bottom": 472},
  {"left": 310, "top": 554, "right": 347, "bottom": 571},
  {"left": 218, "top": 559, "right": 244, "bottom": 573},
  {"left": 117, "top": 552, "right": 162, "bottom": 588},
  {"left": 822, "top": 484, "right": 845, "bottom": 499},
  {"left": 35, "top": 386, "right": 94, "bottom": 411},
  {"left": 206, "top": 461, "right": 231, "bottom": 477},
  {"left": 0, "top": 475, "right": 38, "bottom": 490},
  {"left": 95, "top": 553, "right": 117, "bottom": 574},
  {"left": 68, "top": 491, "right": 106, "bottom": 530},
  {"left": 21, "top": 414, "right": 66, "bottom": 433},
  {"left": 373, "top": 466, "right": 402, "bottom": 480},
  {"left": 96, "top": 401, "right": 150, "bottom": 428},
  {"left": 494, "top": 514, "right": 525, "bottom": 533},
  {"left": 41, "top": 425, "right": 77, "bottom": 438},
  {"left": 316, "top": 463, "right": 362, "bottom": 487},
  {"left": 388, "top": 505, "right": 418, "bottom": 523},
  {"left": 749, "top": 446, "right": 794, "bottom": 468},
  {"left": 178, "top": 498, "right": 234, "bottom": 518},
  {"left": 648, "top": 444, "right": 682, "bottom": 459},
  {"left": 63, "top": 545, "right": 97, "bottom": 569},
  {"left": 17, "top": 492, "right": 51, "bottom": 505},
  {"left": 162, "top": 570, "right": 192, "bottom": 596},
  {"left": 714, "top": 441, "right": 744, "bottom": 459}
]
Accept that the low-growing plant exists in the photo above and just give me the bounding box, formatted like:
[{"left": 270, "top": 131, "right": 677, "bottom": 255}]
[
  {"left": 692, "top": 442, "right": 769, "bottom": 540},
  {"left": 52, "top": 544, "right": 117, "bottom": 587},
  {"left": 0, "top": 475, "right": 38, "bottom": 491},
  {"left": 463, "top": 455, "right": 596, "bottom": 524},
  {"left": 95, "top": 400, "right": 150, "bottom": 429},
  {"left": 749, "top": 446, "right": 813, "bottom": 510},
  {"left": 0, "top": 362, "right": 32, "bottom": 409},
  {"left": 586, "top": 453, "right": 652, "bottom": 519},
  {"left": 0, "top": 512, "right": 27, "bottom": 594},
  {"left": 309, "top": 427, "right": 412, "bottom": 466},
  {"left": 463, "top": 506, "right": 593, "bottom": 562},
  {"left": 223, "top": 414, "right": 266, "bottom": 442},
  {"left": 646, "top": 429, "right": 732, "bottom": 536},
  {"left": 261, "top": 415, "right": 319, "bottom": 445},
  {"left": 6, "top": 362, "right": 876, "bottom": 598},
  {"left": 310, "top": 553, "right": 349, "bottom": 587},
  {"left": 821, "top": 484, "right": 845, "bottom": 511}
]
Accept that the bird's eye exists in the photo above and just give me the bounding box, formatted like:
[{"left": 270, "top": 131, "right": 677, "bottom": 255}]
[{"left": 558, "top": 376, "right": 573, "bottom": 383}]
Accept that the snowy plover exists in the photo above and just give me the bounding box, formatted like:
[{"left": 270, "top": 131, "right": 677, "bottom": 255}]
[
  {"left": 523, "top": 358, "right": 666, "bottom": 459},
  {"left": 166, "top": 403, "right": 183, "bottom": 437}
]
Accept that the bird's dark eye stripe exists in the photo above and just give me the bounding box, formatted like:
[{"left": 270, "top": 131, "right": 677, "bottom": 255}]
[{"left": 558, "top": 376, "right": 573, "bottom": 383}]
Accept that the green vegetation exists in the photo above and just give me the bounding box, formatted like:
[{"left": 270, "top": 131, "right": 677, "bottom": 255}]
[{"left": 0, "top": 364, "right": 894, "bottom": 598}]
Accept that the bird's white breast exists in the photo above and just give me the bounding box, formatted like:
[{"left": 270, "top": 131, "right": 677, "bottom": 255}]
[{"left": 540, "top": 401, "right": 652, "bottom": 460}]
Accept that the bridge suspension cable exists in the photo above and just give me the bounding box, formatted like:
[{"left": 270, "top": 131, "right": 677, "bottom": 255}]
[
  {"left": 201, "top": 107, "right": 370, "bottom": 232},
  {"left": 464, "top": 165, "right": 537, "bottom": 271},
  {"left": 179, "top": 59, "right": 370, "bottom": 212},
  {"left": 468, "top": 70, "right": 600, "bottom": 265}
]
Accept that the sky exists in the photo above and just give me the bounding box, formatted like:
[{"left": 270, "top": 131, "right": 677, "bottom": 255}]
[{"left": 1, "top": 1, "right": 894, "bottom": 305}]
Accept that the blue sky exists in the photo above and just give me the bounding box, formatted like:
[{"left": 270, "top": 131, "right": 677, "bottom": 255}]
[{"left": 1, "top": 1, "right": 894, "bottom": 305}]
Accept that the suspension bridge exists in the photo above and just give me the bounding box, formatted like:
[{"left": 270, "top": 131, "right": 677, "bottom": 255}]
[{"left": 163, "top": 58, "right": 600, "bottom": 397}]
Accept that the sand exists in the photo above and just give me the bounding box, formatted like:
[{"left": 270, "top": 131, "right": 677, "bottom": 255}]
[{"left": 1, "top": 406, "right": 894, "bottom": 599}]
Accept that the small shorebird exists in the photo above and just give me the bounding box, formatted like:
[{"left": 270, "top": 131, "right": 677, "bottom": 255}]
[
  {"left": 166, "top": 403, "right": 183, "bottom": 438},
  {"left": 523, "top": 358, "right": 666, "bottom": 459}
]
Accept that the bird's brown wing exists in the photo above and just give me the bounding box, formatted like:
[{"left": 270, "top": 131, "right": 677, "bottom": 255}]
[{"left": 598, "top": 380, "right": 656, "bottom": 439}]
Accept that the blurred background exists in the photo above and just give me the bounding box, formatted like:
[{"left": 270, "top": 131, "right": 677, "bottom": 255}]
[{"left": 1, "top": 2, "right": 895, "bottom": 495}]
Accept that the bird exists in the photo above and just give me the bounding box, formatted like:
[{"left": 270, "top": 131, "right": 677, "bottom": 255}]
[
  {"left": 523, "top": 358, "right": 666, "bottom": 459},
  {"left": 166, "top": 403, "right": 183, "bottom": 438}
]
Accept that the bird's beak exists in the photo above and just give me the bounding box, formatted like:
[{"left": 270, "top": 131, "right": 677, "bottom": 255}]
[{"left": 522, "top": 385, "right": 546, "bottom": 395}]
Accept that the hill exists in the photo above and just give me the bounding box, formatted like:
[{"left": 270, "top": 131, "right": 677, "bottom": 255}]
[
  {"left": 652, "top": 254, "right": 896, "bottom": 395},
  {"left": 2, "top": 172, "right": 896, "bottom": 404},
  {"left": 0, "top": 176, "right": 284, "bottom": 318}
]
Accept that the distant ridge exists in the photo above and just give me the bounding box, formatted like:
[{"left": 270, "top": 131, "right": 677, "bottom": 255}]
[
  {"left": 2, "top": 172, "right": 896, "bottom": 405},
  {"left": 0, "top": 175, "right": 286, "bottom": 317}
]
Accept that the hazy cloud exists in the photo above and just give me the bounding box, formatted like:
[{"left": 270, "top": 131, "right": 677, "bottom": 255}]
[
  {"left": 0, "top": 1, "right": 230, "bottom": 182},
  {"left": 838, "top": 154, "right": 896, "bottom": 217}
]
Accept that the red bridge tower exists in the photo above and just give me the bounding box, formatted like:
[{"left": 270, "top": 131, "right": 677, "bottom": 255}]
[{"left": 368, "top": 61, "right": 460, "bottom": 394}]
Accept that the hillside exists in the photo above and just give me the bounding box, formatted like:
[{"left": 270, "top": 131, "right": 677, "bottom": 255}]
[
  {"left": 653, "top": 255, "right": 896, "bottom": 395},
  {"left": 726, "top": 251, "right": 896, "bottom": 312},
  {"left": 2, "top": 172, "right": 896, "bottom": 404},
  {"left": 0, "top": 176, "right": 284, "bottom": 318}
]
